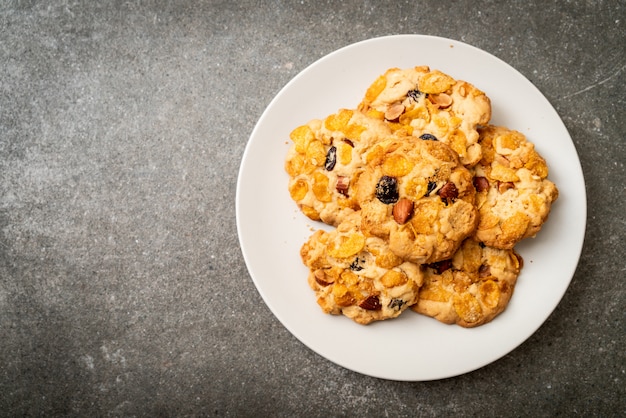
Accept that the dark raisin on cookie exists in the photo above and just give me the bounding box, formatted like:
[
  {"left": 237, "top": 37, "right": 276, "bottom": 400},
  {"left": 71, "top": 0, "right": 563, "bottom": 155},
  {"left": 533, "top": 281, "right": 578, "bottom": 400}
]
[
  {"left": 407, "top": 88, "right": 426, "bottom": 101},
  {"left": 324, "top": 146, "right": 337, "bottom": 171},
  {"left": 419, "top": 133, "right": 438, "bottom": 141},
  {"left": 349, "top": 257, "right": 364, "bottom": 271},
  {"left": 375, "top": 175, "right": 399, "bottom": 204},
  {"left": 427, "top": 259, "right": 453, "bottom": 274},
  {"left": 388, "top": 298, "right": 406, "bottom": 310},
  {"left": 426, "top": 181, "right": 438, "bottom": 196}
]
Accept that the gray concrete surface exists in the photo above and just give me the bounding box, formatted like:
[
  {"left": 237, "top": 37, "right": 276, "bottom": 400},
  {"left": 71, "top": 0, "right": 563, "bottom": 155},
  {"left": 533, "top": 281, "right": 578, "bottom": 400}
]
[{"left": 1, "top": 1, "right": 624, "bottom": 416}]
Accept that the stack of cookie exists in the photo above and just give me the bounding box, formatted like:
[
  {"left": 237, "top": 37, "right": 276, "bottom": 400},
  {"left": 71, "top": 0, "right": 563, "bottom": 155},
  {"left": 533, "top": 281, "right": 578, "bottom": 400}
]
[{"left": 285, "top": 66, "right": 558, "bottom": 327}]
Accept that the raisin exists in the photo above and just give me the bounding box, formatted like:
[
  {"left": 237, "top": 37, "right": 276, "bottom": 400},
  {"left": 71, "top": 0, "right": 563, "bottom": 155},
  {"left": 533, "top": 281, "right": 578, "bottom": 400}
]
[
  {"left": 349, "top": 257, "right": 364, "bottom": 271},
  {"left": 419, "top": 133, "right": 438, "bottom": 141},
  {"left": 324, "top": 146, "right": 337, "bottom": 171},
  {"left": 388, "top": 298, "right": 406, "bottom": 310},
  {"left": 426, "top": 181, "right": 437, "bottom": 196},
  {"left": 343, "top": 139, "right": 355, "bottom": 147},
  {"left": 427, "top": 259, "right": 452, "bottom": 274},
  {"left": 407, "top": 88, "right": 425, "bottom": 101},
  {"left": 359, "top": 295, "right": 382, "bottom": 311},
  {"left": 375, "top": 176, "right": 399, "bottom": 204},
  {"left": 478, "top": 242, "right": 486, "bottom": 248}
]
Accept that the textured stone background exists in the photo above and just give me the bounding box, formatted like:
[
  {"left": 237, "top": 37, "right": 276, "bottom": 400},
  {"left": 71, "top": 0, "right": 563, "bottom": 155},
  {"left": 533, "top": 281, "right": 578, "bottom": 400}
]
[{"left": 1, "top": 1, "right": 624, "bottom": 416}]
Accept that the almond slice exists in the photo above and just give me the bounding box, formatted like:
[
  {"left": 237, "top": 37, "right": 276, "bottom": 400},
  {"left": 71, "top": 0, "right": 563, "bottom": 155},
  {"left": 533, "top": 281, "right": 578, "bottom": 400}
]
[
  {"left": 429, "top": 93, "right": 452, "bottom": 109},
  {"left": 384, "top": 103, "right": 405, "bottom": 121}
]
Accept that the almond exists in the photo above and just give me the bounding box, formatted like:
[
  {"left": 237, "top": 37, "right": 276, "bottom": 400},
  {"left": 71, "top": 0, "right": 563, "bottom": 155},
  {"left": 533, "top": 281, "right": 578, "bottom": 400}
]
[
  {"left": 497, "top": 181, "right": 515, "bottom": 194},
  {"left": 314, "top": 270, "right": 332, "bottom": 286},
  {"left": 392, "top": 198, "right": 414, "bottom": 224},
  {"left": 384, "top": 103, "right": 405, "bottom": 121},
  {"left": 495, "top": 154, "right": 510, "bottom": 167},
  {"left": 437, "top": 181, "right": 459, "bottom": 200},
  {"left": 359, "top": 295, "right": 382, "bottom": 311},
  {"left": 429, "top": 93, "right": 452, "bottom": 108},
  {"left": 473, "top": 176, "right": 490, "bottom": 192},
  {"left": 478, "top": 264, "right": 491, "bottom": 278},
  {"left": 336, "top": 176, "right": 350, "bottom": 196}
]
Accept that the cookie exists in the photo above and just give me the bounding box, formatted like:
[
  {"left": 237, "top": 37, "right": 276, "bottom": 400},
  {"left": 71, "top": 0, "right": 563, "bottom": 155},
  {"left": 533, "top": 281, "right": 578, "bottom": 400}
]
[
  {"left": 300, "top": 214, "right": 422, "bottom": 325},
  {"left": 357, "top": 66, "right": 492, "bottom": 167},
  {"left": 471, "top": 125, "right": 559, "bottom": 249},
  {"left": 285, "top": 108, "right": 394, "bottom": 226},
  {"left": 412, "top": 238, "right": 522, "bottom": 327},
  {"left": 355, "top": 136, "right": 477, "bottom": 264}
]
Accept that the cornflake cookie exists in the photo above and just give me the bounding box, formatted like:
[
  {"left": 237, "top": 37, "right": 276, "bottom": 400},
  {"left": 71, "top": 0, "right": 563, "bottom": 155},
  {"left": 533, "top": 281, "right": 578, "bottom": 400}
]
[
  {"left": 285, "top": 108, "right": 394, "bottom": 226},
  {"left": 472, "top": 125, "right": 559, "bottom": 249},
  {"left": 300, "top": 214, "right": 422, "bottom": 325},
  {"left": 356, "top": 136, "right": 477, "bottom": 265},
  {"left": 412, "top": 238, "right": 523, "bottom": 328},
  {"left": 357, "top": 66, "right": 492, "bottom": 167}
]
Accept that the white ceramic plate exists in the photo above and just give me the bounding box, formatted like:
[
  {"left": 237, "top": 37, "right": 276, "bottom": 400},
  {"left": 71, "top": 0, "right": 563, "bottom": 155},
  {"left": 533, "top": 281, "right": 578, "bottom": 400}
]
[{"left": 236, "top": 35, "right": 586, "bottom": 381}]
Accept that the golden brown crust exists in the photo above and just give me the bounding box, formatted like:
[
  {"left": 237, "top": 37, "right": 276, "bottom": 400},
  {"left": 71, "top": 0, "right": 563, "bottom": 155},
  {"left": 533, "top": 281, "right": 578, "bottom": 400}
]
[
  {"left": 471, "top": 125, "right": 559, "bottom": 249},
  {"left": 358, "top": 66, "right": 492, "bottom": 167},
  {"left": 301, "top": 214, "right": 422, "bottom": 325},
  {"left": 285, "top": 109, "right": 395, "bottom": 226},
  {"left": 355, "top": 137, "right": 477, "bottom": 264},
  {"left": 285, "top": 67, "right": 559, "bottom": 328},
  {"left": 412, "top": 239, "right": 522, "bottom": 327}
]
